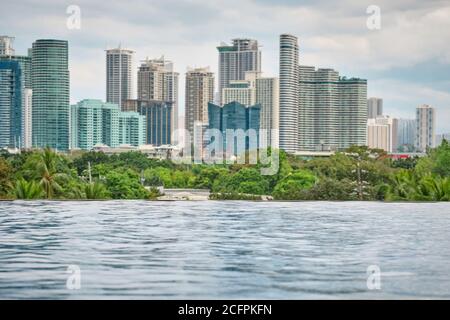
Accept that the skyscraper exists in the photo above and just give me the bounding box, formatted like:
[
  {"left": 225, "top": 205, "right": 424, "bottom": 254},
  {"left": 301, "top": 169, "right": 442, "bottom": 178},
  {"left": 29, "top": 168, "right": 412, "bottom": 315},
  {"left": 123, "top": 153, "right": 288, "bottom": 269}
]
[
  {"left": 70, "top": 99, "right": 120, "bottom": 150},
  {"left": 208, "top": 101, "right": 261, "bottom": 155},
  {"left": 0, "top": 36, "right": 15, "bottom": 56},
  {"left": 106, "top": 47, "right": 134, "bottom": 108},
  {"left": 279, "top": 34, "right": 299, "bottom": 153},
  {"left": 298, "top": 66, "right": 337, "bottom": 151},
  {"left": 367, "top": 97, "right": 383, "bottom": 119},
  {"left": 137, "top": 56, "right": 179, "bottom": 133},
  {"left": 416, "top": 104, "right": 436, "bottom": 152},
  {"left": 256, "top": 77, "right": 279, "bottom": 148},
  {"left": 337, "top": 77, "right": 368, "bottom": 150},
  {"left": 1, "top": 37, "right": 32, "bottom": 148},
  {"left": 184, "top": 67, "right": 214, "bottom": 139},
  {"left": 221, "top": 71, "right": 279, "bottom": 148},
  {"left": 222, "top": 71, "right": 258, "bottom": 106},
  {"left": 119, "top": 111, "right": 145, "bottom": 146},
  {"left": 23, "top": 88, "right": 32, "bottom": 149},
  {"left": 297, "top": 66, "right": 368, "bottom": 151},
  {"left": 32, "top": 39, "right": 70, "bottom": 150},
  {"left": 217, "top": 38, "right": 261, "bottom": 104},
  {"left": 123, "top": 99, "right": 172, "bottom": 146},
  {"left": 0, "top": 60, "right": 22, "bottom": 148},
  {"left": 397, "top": 118, "right": 416, "bottom": 151}
]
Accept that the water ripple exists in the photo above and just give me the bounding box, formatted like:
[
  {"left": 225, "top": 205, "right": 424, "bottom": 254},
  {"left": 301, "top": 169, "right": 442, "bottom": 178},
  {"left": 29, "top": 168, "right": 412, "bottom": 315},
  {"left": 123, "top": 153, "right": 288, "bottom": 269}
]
[{"left": 0, "top": 201, "right": 450, "bottom": 299}]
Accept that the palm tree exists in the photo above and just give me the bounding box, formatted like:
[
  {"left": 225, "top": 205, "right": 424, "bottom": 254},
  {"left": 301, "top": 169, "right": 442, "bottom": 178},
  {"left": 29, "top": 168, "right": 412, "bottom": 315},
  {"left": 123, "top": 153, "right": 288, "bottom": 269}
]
[
  {"left": 389, "top": 170, "right": 416, "bottom": 200},
  {"left": 14, "top": 179, "right": 43, "bottom": 199},
  {"left": 84, "top": 181, "right": 110, "bottom": 200},
  {"left": 419, "top": 176, "right": 450, "bottom": 201},
  {"left": 35, "top": 147, "right": 67, "bottom": 199}
]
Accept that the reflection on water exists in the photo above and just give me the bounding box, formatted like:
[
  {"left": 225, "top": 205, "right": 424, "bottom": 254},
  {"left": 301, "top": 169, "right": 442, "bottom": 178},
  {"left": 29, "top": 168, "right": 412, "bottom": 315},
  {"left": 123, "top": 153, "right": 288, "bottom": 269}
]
[{"left": 0, "top": 201, "right": 450, "bottom": 299}]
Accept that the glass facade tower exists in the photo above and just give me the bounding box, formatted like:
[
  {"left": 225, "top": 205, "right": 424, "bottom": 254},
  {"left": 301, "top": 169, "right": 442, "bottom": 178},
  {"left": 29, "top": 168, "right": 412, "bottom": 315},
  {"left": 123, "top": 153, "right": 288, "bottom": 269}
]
[
  {"left": 0, "top": 60, "right": 22, "bottom": 148},
  {"left": 31, "top": 39, "right": 69, "bottom": 150}
]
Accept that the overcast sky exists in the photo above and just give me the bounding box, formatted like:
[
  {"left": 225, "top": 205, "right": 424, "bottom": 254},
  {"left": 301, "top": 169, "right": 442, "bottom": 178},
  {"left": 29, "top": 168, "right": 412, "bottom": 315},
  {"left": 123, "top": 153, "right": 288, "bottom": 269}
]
[{"left": 2, "top": 0, "right": 450, "bottom": 133}]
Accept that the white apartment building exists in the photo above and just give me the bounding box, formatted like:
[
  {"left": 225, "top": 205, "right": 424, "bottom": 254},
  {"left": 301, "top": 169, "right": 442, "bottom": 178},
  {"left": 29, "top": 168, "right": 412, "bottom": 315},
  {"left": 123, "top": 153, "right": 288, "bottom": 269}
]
[
  {"left": 416, "top": 104, "right": 436, "bottom": 152},
  {"left": 217, "top": 38, "right": 261, "bottom": 104},
  {"left": 106, "top": 47, "right": 134, "bottom": 108},
  {"left": 367, "top": 116, "right": 398, "bottom": 153}
]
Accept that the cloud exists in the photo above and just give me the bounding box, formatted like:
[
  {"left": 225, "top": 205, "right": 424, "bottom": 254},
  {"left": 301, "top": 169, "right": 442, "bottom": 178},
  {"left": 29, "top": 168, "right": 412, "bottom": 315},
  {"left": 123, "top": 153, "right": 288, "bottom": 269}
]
[
  {"left": 1, "top": 0, "right": 450, "bottom": 132},
  {"left": 369, "top": 79, "right": 450, "bottom": 133}
]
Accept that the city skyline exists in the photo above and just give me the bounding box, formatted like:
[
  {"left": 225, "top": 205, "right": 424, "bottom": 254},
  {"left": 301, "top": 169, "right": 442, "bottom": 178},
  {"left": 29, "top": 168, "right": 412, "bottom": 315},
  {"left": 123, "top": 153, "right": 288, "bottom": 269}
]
[{"left": 1, "top": 0, "right": 449, "bottom": 133}]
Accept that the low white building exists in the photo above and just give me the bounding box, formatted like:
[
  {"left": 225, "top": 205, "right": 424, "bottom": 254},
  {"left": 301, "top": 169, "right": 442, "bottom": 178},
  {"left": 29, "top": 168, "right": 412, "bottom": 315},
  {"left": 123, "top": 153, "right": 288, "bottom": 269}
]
[
  {"left": 91, "top": 143, "right": 181, "bottom": 160},
  {"left": 367, "top": 116, "right": 398, "bottom": 153}
]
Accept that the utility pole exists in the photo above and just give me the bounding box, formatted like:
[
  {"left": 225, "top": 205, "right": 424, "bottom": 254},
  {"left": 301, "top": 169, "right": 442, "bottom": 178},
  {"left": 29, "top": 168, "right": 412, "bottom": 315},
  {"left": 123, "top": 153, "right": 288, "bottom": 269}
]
[
  {"left": 356, "top": 161, "right": 363, "bottom": 200},
  {"left": 88, "top": 161, "right": 92, "bottom": 184}
]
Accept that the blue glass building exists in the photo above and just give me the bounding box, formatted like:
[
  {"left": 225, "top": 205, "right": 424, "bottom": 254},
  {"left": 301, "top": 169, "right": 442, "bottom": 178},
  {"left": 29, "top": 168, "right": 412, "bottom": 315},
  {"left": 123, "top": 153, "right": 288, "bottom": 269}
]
[
  {"left": 207, "top": 101, "right": 260, "bottom": 154},
  {"left": 32, "top": 39, "right": 70, "bottom": 151},
  {"left": 0, "top": 60, "right": 22, "bottom": 148},
  {"left": 123, "top": 100, "right": 172, "bottom": 146}
]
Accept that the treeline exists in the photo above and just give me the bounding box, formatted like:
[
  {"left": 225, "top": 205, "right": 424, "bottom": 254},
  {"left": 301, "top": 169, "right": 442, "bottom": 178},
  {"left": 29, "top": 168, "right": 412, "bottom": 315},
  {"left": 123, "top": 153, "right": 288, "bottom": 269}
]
[{"left": 1, "top": 141, "right": 450, "bottom": 201}]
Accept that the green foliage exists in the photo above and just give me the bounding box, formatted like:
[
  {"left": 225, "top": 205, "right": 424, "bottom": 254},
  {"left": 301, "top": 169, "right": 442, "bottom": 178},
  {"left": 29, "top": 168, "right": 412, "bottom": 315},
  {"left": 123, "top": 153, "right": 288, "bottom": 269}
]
[
  {"left": 20, "top": 148, "right": 69, "bottom": 199},
  {"left": 84, "top": 182, "right": 111, "bottom": 200},
  {"left": 272, "top": 170, "right": 317, "bottom": 200},
  {"left": 2, "top": 144, "right": 450, "bottom": 202},
  {"left": 147, "top": 187, "right": 162, "bottom": 200},
  {"left": 14, "top": 179, "right": 44, "bottom": 199},
  {"left": 387, "top": 169, "right": 450, "bottom": 201},
  {"left": 0, "top": 157, "right": 13, "bottom": 196},
  {"left": 212, "top": 167, "right": 270, "bottom": 195},
  {"left": 144, "top": 167, "right": 171, "bottom": 187},
  {"left": 308, "top": 177, "right": 357, "bottom": 201},
  {"left": 105, "top": 169, "right": 148, "bottom": 199},
  {"left": 392, "top": 157, "right": 419, "bottom": 170},
  {"left": 432, "top": 139, "right": 450, "bottom": 177}
]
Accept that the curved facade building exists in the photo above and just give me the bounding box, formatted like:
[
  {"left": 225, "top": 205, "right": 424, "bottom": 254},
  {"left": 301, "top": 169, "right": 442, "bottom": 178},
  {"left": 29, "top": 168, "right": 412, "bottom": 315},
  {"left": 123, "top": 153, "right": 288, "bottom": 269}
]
[
  {"left": 31, "top": 39, "right": 69, "bottom": 150},
  {"left": 279, "top": 34, "right": 299, "bottom": 153},
  {"left": 106, "top": 47, "right": 134, "bottom": 108}
]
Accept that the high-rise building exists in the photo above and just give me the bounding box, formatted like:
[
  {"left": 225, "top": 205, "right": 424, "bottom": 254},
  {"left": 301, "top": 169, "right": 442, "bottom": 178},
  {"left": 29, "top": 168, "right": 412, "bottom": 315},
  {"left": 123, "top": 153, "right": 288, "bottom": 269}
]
[
  {"left": 298, "top": 66, "right": 337, "bottom": 151},
  {"left": 279, "top": 34, "right": 299, "bottom": 153},
  {"left": 184, "top": 67, "right": 214, "bottom": 139},
  {"left": 367, "top": 116, "right": 398, "bottom": 153},
  {"left": 31, "top": 39, "right": 70, "bottom": 150},
  {"left": 1, "top": 37, "right": 32, "bottom": 148},
  {"left": 119, "top": 111, "right": 145, "bottom": 147},
  {"left": 256, "top": 77, "right": 279, "bottom": 148},
  {"left": 0, "top": 60, "right": 22, "bottom": 148},
  {"left": 222, "top": 71, "right": 258, "bottom": 106},
  {"left": 397, "top": 118, "right": 416, "bottom": 151},
  {"left": 367, "top": 97, "right": 383, "bottom": 119},
  {"left": 208, "top": 101, "right": 261, "bottom": 155},
  {"left": 0, "top": 52, "right": 31, "bottom": 90},
  {"left": 106, "top": 47, "right": 134, "bottom": 108},
  {"left": 337, "top": 77, "right": 368, "bottom": 150},
  {"left": 70, "top": 99, "right": 120, "bottom": 150},
  {"left": 217, "top": 38, "right": 261, "bottom": 104},
  {"left": 222, "top": 71, "right": 279, "bottom": 148},
  {"left": 71, "top": 99, "right": 145, "bottom": 150},
  {"left": 0, "top": 36, "right": 15, "bottom": 56},
  {"left": 137, "top": 56, "right": 179, "bottom": 133},
  {"left": 416, "top": 104, "right": 436, "bottom": 152},
  {"left": 23, "top": 88, "right": 32, "bottom": 149},
  {"left": 297, "top": 66, "right": 368, "bottom": 151},
  {"left": 123, "top": 99, "right": 172, "bottom": 146},
  {"left": 222, "top": 79, "right": 256, "bottom": 106}
]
